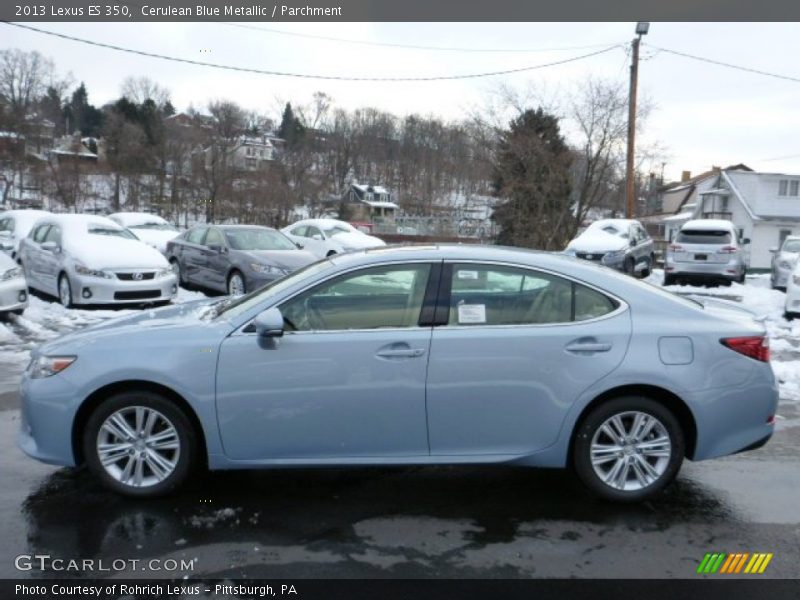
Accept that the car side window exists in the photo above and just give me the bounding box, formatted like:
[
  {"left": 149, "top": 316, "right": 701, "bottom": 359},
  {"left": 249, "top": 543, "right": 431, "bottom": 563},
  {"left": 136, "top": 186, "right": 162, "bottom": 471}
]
[
  {"left": 306, "top": 226, "right": 323, "bottom": 239},
  {"left": 33, "top": 224, "right": 51, "bottom": 243},
  {"left": 43, "top": 225, "right": 61, "bottom": 244},
  {"left": 0, "top": 217, "right": 12, "bottom": 233},
  {"left": 186, "top": 227, "right": 207, "bottom": 244},
  {"left": 291, "top": 226, "right": 308, "bottom": 237},
  {"left": 280, "top": 264, "right": 432, "bottom": 331},
  {"left": 447, "top": 264, "right": 618, "bottom": 326},
  {"left": 204, "top": 228, "right": 225, "bottom": 247}
]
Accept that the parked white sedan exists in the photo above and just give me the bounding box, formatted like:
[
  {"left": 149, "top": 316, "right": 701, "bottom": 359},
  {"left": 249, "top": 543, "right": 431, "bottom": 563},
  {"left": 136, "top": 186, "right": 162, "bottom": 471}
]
[
  {"left": 281, "top": 218, "right": 386, "bottom": 259},
  {"left": 0, "top": 248, "right": 28, "bottom": 316},
  {"left": 108, "top": 212, "right": 181, "bottom": 254},
  {"left": 19, "top": 214, "right": 177, "bottom": 307}
]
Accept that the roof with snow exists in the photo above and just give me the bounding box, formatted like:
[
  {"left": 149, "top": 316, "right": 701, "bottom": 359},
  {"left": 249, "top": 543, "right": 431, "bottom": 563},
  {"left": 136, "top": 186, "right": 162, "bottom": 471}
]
[
  {"left": 681, "top": 219, "right": 737, "bottom": 231},
  {"left": 722, "top": 170, "right": 800, "bottom": 221}
]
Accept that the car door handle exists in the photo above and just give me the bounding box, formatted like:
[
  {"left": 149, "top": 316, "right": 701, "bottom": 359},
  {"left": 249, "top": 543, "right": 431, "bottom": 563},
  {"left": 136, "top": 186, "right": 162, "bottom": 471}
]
[
  {"left": 565, "top": 340, "right": 612, "bottom": 354},
  {"left": 376, "top": 346, "right": 427, "bottom": 359}
]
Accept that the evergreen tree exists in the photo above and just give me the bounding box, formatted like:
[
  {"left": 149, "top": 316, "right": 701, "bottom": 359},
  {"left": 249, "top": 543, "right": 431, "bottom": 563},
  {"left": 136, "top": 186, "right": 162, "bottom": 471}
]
[
  {"left": 278, "top": 102, "right": 305, "bottom": 148},
  {"left": 492, "top": 108, "right": 573, "bottom": 250}
]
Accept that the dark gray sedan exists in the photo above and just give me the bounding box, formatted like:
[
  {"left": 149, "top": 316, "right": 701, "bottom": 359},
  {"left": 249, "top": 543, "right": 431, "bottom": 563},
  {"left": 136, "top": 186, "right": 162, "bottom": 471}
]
[{"left": 166, "top": 225, "right": 318, "bottom": 295}]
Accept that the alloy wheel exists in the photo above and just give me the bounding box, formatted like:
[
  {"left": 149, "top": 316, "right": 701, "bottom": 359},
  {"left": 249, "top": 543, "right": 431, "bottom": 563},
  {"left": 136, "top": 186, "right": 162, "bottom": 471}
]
[
  {"left": 96, "top": 406, "right": 181, "bottom": 488},
  {"left": 589, "top": 411, "right": 672, "bottom": 491}
]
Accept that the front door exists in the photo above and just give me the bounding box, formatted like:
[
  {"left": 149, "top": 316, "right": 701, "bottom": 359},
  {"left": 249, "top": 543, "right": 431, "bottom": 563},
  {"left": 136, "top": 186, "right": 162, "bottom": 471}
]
[
  {"left": 426, "top": 263, "right": 632, "bottom": 456},
  {"left": 216, "top": 262, "right": 436, "bottom": 460}
]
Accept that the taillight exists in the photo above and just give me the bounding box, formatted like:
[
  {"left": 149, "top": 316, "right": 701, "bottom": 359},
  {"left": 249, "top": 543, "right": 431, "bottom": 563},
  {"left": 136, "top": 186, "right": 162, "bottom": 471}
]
[
  {"left": 721, "top": 336, "right": 770, "bottom": 362},
  {"left": 669, "top": 244, "right": 683, "bottom": 252},
  {"left": 719, "top": 246, "right": 737, "bottom": 254}
]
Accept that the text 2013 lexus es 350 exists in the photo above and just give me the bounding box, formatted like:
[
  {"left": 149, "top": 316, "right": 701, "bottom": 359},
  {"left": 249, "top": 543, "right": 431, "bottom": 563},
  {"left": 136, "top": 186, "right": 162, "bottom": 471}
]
[{"left": 18, "top": 245, "right": 778, "bottom": 502}]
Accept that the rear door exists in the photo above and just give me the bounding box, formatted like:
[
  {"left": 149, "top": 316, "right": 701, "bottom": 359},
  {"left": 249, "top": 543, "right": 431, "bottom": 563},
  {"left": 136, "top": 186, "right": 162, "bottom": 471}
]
[
  {"left": 425, "top": 262, "right": 632, "bottom": 456},
  {"left": 39, "top": 224, "right": 63, "bottom": 293},
  {"left": 200, "top": 227, "right": 228, "bottom": 292},
  {"left": 180, "top": 227, "right": 208, "bottom": 284},
  {"left": 21, "top": 223, "right": 51, "bottom": 291}
]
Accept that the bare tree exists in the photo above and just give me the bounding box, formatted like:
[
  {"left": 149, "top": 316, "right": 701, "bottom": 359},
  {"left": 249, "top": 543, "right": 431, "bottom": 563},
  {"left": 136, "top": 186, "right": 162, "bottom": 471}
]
[{"left": 121, "top": 76, "right": 171, "bottom": 108}]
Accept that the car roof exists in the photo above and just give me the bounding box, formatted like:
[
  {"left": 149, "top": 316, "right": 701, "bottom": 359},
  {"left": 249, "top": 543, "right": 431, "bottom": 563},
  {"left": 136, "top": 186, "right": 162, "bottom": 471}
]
[
  {"left": 214, "top": 224, "right": 279, "bottom": 232},
  {"left": 681, "top": 219, "right": 735, "bottom": 231},
  {"left": 290, "top": 218, "right": 350, "bottom": 228},
  {"left": 38, "top": 213, "right": 123, "bottom": 232}
]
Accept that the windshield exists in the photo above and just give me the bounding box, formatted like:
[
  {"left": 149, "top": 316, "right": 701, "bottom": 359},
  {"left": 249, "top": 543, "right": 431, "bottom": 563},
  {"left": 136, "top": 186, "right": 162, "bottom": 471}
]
[
  {"left": 130, "top": 222, "right": 177, "bottom": 232},
  {"left": 214, "top": 259, "right": 333, "bottom": 320},
  {"left": 782, "top": 240, "right": 800, "bottom": 253},
  {"left": 88, "top": 225, "right": 137, "bottom": 240},
  {"left": 676, "top": 230, "right": 731, "bottom": 245},
  {"left": 225, "top": 228, "right": 297, "bottom": 251},
  {"left": 322, "top": 224, "right": 353, "bottom": 237}
]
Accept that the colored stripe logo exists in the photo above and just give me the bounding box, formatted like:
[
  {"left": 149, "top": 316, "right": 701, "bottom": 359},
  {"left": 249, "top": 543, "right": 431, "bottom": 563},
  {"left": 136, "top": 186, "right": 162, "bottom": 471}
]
[{"left": 697, "top": 552, "right": 773, "bottom": 574}]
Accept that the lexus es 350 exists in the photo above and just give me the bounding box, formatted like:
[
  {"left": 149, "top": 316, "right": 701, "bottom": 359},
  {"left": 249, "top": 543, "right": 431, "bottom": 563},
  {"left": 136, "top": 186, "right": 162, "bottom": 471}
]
[{"left": 18, "top": 245, "right": 777, "bottom": 501}]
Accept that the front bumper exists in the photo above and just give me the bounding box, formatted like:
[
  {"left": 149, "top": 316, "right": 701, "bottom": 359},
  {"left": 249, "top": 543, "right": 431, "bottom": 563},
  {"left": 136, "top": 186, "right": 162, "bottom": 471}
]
[
  {"left": 17, "top": 371, "right": 80, "bottom": 467},
  {"left": 772, "top": 266, "right": 791, "bottom": 289},
  {"left": 70, "top": 273, "right": 178, "bottom": 305},
  {"left": 0, "top": 277, "right": 28, "bottom": 313},
  {"left": 785, "top": 283, "right": 800, "bottom": 315}
]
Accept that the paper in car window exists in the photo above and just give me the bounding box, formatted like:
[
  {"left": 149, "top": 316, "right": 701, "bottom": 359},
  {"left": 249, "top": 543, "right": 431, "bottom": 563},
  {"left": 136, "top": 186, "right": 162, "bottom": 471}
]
[
  {"left": 457, "top": 304, "right": 486, "bottom": 324},
  {"left": 457, "top": 270, "right": 479, "bottom": 280}
]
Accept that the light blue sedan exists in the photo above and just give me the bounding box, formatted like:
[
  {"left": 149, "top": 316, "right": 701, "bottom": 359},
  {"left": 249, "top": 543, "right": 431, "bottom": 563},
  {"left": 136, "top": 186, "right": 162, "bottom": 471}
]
[{"left": 18, "top": 246, "right": 778, "bottom": 502}]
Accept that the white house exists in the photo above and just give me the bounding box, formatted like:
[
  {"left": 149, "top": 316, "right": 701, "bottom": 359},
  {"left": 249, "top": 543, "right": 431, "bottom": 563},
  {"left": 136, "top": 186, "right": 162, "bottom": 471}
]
[{"left": 687, "top": 170, "right": 800, "bottom": 270}]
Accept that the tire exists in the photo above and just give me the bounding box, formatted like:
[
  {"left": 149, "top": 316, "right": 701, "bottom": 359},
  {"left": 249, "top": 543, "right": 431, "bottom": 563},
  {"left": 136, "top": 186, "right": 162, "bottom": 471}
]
[
  {"left": 227, "top": 270, "right": 246, "bottom": 296},
  {"left": 623, "top": 256, "right": 636, "bottom": 277},
  {"left": 738, "top": 270, "right": 746, "bottom": 284},
  {"left": 786, "top": 312, "right": 797, "bottom": 321},
  {"left": 169, "top": 258, "right": 185, "bottom": 285},
  {"left": 58, "top": 273, "right": 73, "bottom": 308},
  {"left": 83, "top": 390, "right": 197, "bottom": 497},
  {"left": 12, "top": 308, "right": 24, "bottom": 316},
  {"left": 573, "top": 396, "right": 685, "bottom": 502},
  {"left": 663, "top": 274, "right": 676, "bottom": 286},
  {"left": 640, "top": 254, "right": 655, "bottom": 278}
]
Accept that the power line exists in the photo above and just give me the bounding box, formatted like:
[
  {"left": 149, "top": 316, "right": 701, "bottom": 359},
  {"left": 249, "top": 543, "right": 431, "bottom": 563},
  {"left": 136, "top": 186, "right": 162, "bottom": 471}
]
[
  {"left": 759, "top": 152, "right": 800, "bottom": 162},
  {"left": 220, "top": 21, "right": 618, "bottom": 54},
  {"left": 647, "top": 43, "right": 800, "bottom": 84},
  {"left": 1, "top": 22, "right": 621, "bottom": 82}
]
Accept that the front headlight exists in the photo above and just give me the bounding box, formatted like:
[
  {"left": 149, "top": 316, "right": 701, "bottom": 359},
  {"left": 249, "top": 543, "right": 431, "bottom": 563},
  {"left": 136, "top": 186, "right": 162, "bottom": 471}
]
[
  {"left": 779, "top": 260, "right": 792, "bottom": 270},
  {"left": 603, "top": 249, "right": 627, "bottom": 262},
  {"left": 250, "top": 263, "right": 286, "bottom": 275},
  {"left": 27, "top": 355, "right": 77, "bottom": 379},
  {"left": 74, "top": 264, "right": 114, "bottom": 279},
  {"left": 1, "top": 267, "right": 23, "bottom": 281},
  {"left": 155, "top": 267, "right": 172, "bottom": 278}
]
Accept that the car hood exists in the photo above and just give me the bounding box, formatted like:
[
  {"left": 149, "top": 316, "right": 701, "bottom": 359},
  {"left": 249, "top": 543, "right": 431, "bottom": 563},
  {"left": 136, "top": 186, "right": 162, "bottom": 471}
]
[
  {"left": 567, "top": 230, "right": 628, "bottom": 253},
  {"left": 331, "top": 232, "right": 385, "bottom": 249},
  {"left": 66, "top": 236, "right": 169, "bottom": 270},
  {"left": 130, "top": 229, "right": 180, "bottom": 252},
  {"left": 241, "top": 249, "right": 318, "bottom": 271},
  {"left": 36, "top": 297, "right": 226, "bottom": 355},
  {"left": 778, "top": 251, "right": 799, "bottom": 264}
]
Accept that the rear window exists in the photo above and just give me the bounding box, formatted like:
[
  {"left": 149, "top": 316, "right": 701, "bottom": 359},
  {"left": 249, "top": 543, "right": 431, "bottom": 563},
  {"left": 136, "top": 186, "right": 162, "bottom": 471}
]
[{"left": 676, "top": 230, "right": 731, "bottom": 245}]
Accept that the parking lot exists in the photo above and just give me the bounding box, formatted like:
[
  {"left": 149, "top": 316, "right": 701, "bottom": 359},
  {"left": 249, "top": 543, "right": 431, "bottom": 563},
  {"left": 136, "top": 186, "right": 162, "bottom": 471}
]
[{"left": 0, "top": 273, "right": 798, "bottom": 579}]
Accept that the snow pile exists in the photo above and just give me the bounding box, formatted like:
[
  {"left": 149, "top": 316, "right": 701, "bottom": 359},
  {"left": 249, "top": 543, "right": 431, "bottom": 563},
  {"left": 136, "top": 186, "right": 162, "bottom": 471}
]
[{"left": 187, "top": 507, "right": 241, "bottom": 529}]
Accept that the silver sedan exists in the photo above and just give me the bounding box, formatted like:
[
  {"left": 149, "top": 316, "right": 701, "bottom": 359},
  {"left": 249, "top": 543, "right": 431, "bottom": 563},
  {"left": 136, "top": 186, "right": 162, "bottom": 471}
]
[{"left": 19, "top": 214, "right": 177, "bottom": 307}]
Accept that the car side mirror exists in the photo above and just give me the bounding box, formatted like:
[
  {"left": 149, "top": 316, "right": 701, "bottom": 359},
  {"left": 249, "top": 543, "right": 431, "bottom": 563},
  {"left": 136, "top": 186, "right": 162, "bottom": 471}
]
[
  {"left": 629, "top": 238, "right": 637, "bottom": 247},
  {"left": 254, "top": 307, "right": 284, "bottom": 338},
  {"left": 295, "top": 242, "right": 304, "bottom": 249},
  {"left": 41, "top": 241, "right": 59, "bottom": 253},
  {"left": 769, "top": 247, "right": 778, "bottom": 253},
  {"left": 208, "top": 244, "right": 226, "bottom": 254},
  {"left": 311, "top": 234, "right": 323, "bottom": 241}
]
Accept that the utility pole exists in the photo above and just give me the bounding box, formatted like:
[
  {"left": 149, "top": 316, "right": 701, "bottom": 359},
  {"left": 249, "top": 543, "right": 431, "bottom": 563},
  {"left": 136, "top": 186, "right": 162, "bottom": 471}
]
[{"left": 626, "top": 22, "right": 649, "bottom": 218}]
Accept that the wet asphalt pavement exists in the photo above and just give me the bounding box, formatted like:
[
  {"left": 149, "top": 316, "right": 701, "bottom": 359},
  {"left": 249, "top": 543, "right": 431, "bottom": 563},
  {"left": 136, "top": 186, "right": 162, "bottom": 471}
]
[{"left": 0, "top": 291, "right": 799, "bottom": 580}]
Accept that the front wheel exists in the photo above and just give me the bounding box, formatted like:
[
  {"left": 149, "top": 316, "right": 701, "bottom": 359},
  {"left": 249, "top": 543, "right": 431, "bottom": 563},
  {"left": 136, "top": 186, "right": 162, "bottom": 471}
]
[
  {"left": 58, "top": 273, "right": 73, "bottom": 308},
  {"left": 228, "top": 270, "right": 246, "bottom": 296},
  {"left": 573, "top": 396, "right": 684, "bottom": 502},
  {"left": 83, "top": 391, "right": 197, "bottom": 497}
]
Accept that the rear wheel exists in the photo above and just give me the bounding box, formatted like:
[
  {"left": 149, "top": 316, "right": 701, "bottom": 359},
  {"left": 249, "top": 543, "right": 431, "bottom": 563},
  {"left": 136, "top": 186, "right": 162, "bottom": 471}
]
[
  {"left": 58, "top": 273, "right": 73, "bottom": 308},
  {"left": 738, "top": 269, "right": 746, "bottom": 284},
  {"left": 623, "top": 256, "right": 636, "bottom": 277},
  {"left": 83, "top": 391, "right": 197, "bottom": 497},
  {"left": 641, "top": 254, "right": 655, "bottom": 278},
  {"left": 573, "top": 396, "right": 684, "bottom": 502}
]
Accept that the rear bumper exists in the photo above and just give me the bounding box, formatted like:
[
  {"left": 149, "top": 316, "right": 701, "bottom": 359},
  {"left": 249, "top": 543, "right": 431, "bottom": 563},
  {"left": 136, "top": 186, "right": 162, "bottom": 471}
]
[{"left": 666, "top": 259, "right": 742, "bottom": 280}]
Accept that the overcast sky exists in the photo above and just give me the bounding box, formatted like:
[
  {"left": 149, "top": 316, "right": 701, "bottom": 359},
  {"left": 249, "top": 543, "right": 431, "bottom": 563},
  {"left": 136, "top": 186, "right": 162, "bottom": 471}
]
[{"left": 3, "top": 21, "right": 800, "bottom": 181}]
